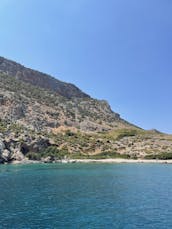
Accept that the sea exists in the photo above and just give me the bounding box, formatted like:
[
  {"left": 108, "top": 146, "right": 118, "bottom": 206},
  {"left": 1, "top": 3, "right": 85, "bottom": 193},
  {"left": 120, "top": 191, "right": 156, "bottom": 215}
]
[{"left": 0, "top": 163, "right": 172, "bottom": 229}]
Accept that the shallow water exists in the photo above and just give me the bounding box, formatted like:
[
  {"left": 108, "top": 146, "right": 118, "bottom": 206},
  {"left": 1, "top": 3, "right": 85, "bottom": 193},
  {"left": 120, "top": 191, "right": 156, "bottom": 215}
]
[{"left": 0, "top": 163, "right": 172, "bottom": 228}]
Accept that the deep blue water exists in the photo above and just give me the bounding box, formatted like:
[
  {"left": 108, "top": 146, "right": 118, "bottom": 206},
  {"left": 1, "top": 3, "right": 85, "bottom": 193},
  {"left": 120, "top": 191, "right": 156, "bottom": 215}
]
[{"left": 0, "top": 163, "right": 172, "bottom": 228}]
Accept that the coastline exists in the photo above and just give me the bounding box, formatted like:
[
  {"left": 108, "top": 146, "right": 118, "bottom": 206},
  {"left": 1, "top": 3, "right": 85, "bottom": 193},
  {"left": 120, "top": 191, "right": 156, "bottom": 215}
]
[{"left": 7, "top": 158, "right": 172, "bottom": 165}]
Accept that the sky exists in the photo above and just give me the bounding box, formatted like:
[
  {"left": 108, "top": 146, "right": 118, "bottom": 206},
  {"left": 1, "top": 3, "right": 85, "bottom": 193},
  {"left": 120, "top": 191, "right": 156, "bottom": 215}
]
[{"left": 0, "top": 0, "right": 172, "bottom": 133}]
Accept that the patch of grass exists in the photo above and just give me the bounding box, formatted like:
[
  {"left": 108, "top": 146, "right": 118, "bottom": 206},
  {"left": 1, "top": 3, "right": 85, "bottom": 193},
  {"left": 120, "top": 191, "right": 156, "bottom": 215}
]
[
  {"left": 71, "top": 151, "right": 130, "bottom": 159},
  {"left": 115, "top": 129, "right": 139, "bottom": 140},
  {"left": 91, "top": 152, "right": 130, "bottom": 159},
  {"left": 144, "top": 152, "right": 172, "bottom": 160},
  {"left": 102, "top": 128, "right": 143, "bottom": 141}
]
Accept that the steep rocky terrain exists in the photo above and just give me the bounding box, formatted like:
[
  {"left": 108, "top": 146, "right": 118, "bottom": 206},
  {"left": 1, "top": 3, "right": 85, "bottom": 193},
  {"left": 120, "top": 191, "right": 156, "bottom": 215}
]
[
  {"left": 0, "top": 57, "right": 172, "bottom": 163},
  {"left": 0, "top": 56, "right": 89, "bottom": 99}
]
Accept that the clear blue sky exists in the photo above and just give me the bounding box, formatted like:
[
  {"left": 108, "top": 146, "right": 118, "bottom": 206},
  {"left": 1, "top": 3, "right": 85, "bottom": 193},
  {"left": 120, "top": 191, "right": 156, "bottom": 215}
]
[{"left": 0, "top": 0, "right": 172, "bottom": 133}]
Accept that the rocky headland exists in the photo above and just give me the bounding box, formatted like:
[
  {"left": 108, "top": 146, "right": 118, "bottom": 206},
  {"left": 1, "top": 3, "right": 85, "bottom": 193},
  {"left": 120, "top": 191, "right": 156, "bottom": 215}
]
[{"left": 0, "top": 57, "right": 172, "bottom": 164}]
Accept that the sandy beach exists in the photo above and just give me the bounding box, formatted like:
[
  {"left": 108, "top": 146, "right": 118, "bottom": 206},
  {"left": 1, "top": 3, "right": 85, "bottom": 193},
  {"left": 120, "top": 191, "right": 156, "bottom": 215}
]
[
  {"left": 7, "top": 158, "right": 172, "bottom": 165},
  {"left": 66, "top": 158, "right": 172, "bottom": 164}
]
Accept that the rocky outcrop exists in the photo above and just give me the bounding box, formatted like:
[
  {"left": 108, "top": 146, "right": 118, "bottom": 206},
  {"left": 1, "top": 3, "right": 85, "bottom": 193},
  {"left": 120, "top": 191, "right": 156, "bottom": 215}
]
[
  {"left": 0, "top": 138, "right": 24, "bottom": 163},
  {"left": 0, "top": 133, "right": 53, "bottom": 163}
]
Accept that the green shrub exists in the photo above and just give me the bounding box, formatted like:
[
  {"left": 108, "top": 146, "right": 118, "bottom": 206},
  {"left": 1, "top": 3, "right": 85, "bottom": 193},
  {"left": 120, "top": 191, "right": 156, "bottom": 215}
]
[
  {"left": 116, "top": 129, "right": 138, "bottom": 140},
  {"left": 145, "top": 152, "right": 172, "bottom": 160},
  {"left": 41, "top": 146, "right": 69, "bottom": 160},
  {"left": 91, "top": 152, "right": 130, "bottom": 159},
  {"left": 65, "top": 130, "right": 75, "bottom": 136},
  {"left": 27, "top": 152, "right": 41, "bottom": 160},
  {"left": 71, "top": 151, "right": 130, "bottom": 159}
]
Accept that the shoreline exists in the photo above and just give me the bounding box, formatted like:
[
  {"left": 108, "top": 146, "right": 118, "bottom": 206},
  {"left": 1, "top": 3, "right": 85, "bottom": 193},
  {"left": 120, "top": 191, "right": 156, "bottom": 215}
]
[
  {"left": 6, "top": 158, "right": 172, "bottom": 165},
  {"left": 65, "top": 158, "right": 172, "bottom": 164}
]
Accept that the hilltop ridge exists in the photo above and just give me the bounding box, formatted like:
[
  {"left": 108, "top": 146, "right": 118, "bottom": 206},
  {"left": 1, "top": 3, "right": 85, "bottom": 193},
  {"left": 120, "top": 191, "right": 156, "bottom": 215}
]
[{"left": 0, "top": 56, "right": 89, "bottom": 99}]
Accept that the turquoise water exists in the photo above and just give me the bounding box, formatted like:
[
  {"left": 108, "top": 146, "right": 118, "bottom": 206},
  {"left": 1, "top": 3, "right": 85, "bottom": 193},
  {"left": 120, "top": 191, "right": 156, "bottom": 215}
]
[{"left": 0, "top": 163, "right": 172, "bottom": 228}]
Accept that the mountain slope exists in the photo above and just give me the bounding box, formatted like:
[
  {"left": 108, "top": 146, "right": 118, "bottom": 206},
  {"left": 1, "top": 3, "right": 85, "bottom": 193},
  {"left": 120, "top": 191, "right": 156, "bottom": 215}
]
[
  {"left": 0, "top": 57, "right": 134, "bottom": 132},
  {"left": 0, "top": 73, "right": 130, "bottom": 132},
  {"left": 0, "top": 56, "right": 89, "bottom": 99}
]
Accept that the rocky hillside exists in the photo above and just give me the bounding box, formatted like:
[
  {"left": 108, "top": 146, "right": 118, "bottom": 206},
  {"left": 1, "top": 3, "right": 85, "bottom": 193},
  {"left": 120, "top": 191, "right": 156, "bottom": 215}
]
[
  {"left": 0, "top": 73, "right": 129, "bottom": 132},
  {"left": 0, "top": 56, "right": 172, "bottom": 163},
  {"left": 0, "top": 56, "right": 89, "bottom": 99},
  {"left": 0, "top": 57, "right": 133, "bottom": 133}
]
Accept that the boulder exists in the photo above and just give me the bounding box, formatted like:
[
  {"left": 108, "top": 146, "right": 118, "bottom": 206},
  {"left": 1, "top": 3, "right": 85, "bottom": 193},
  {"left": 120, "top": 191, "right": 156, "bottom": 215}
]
[
  {"left": 0, "top": 139, "right": 5, "bottom": 154},
  {"left": 1, "top": 149, "right": 11, "bottom": 161},
  {"left": 11, "top": 149, "right": 25, "bottom": 161},
  {"left": 0, "top": 139, "right": 7, "bottom": 163},
  {"left": 41, "top": 156, "right": 53, "bottom": 163}
]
